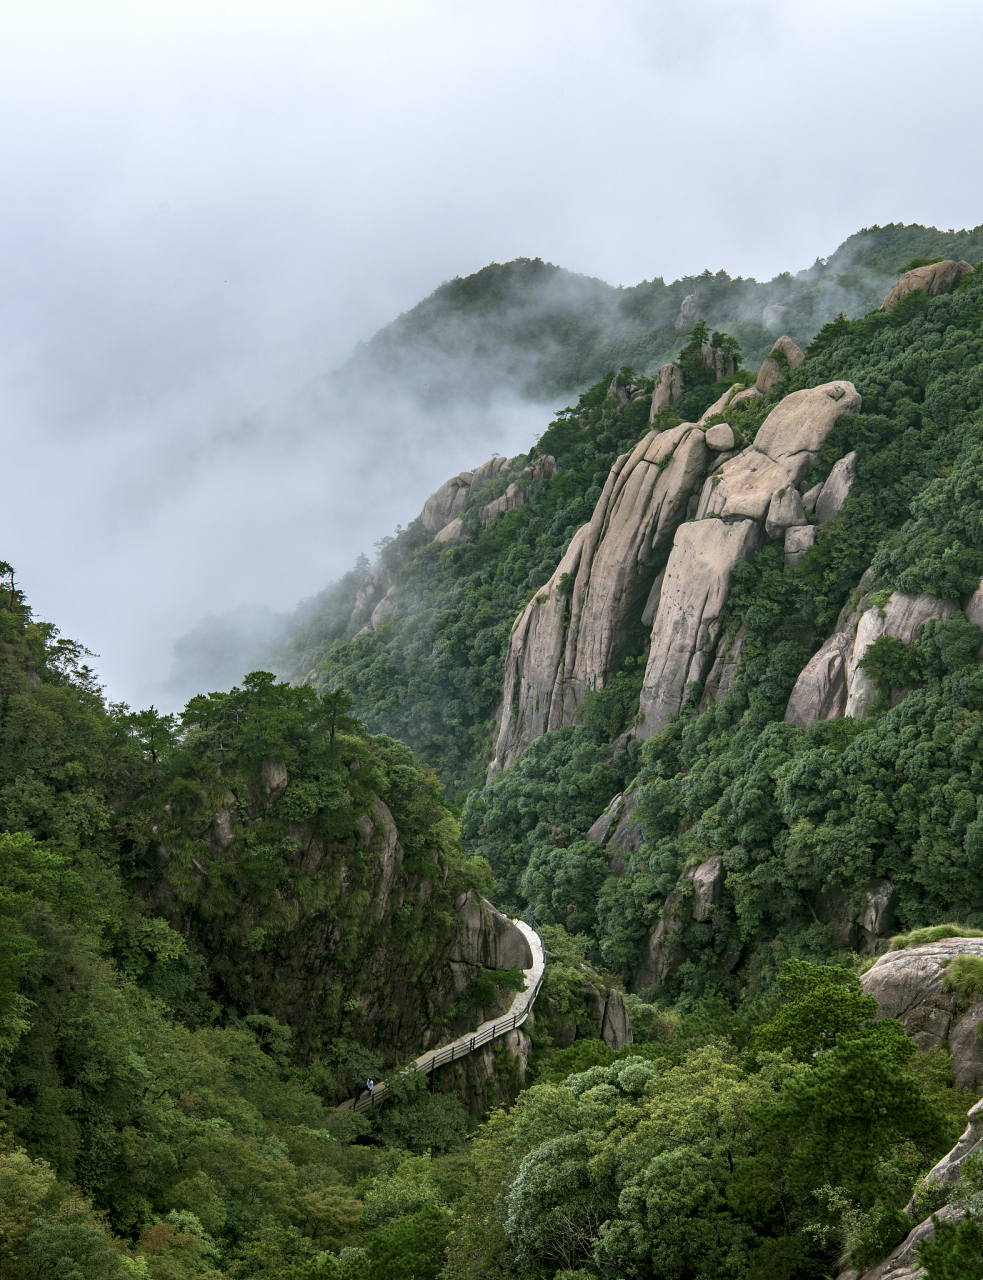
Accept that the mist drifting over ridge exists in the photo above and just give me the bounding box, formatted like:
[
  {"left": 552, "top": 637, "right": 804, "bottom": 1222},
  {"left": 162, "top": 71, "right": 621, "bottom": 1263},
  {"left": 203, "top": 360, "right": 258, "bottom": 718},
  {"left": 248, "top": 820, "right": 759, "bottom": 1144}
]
[{"left": 162, "top": 221, "right": 983, "bottom": 708}]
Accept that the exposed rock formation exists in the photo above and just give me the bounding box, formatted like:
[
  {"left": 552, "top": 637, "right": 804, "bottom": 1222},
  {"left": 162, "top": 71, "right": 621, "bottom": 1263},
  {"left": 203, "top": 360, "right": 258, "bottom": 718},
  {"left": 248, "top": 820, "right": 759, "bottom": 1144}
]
[
  {"left": 785, "top": 587, "right": 958, "bottom": 729},
  {"left": 674, "top": 292, "right": 700, "bottom": 330},
  {"left": 862, "top": 935, "right": 983, "bottom": 1092},
  {"left": 636, "top": 519, "right": 761, "bottom": 736},
  {"left": 705, "top": 423, "right": 735, "bottom": 451},
  {"left": 696, "top": 382, "right": 861, "bottom": 522},
  {"left": 492, "top": 425, "right": 709, "bottom": 771},
  {"left": 449, "top": 891, "right": 534, "bottom": 970},
  {"left": 844, "top": 591, "right": 958, "bottom": 720},
  {"left": 814, "top": 878, "right": 897, "bottom": 953},
  {"left": 433, "top": 517, "right": 467, "bottom": 544},
  {"left": 920, "top": 1095, "right": 983, "bottom": 1195},
  {"left": 480, "top": 481, "right": 529, "bottom": 524},
  {"left": 700, "top": 622, "right": 747, "bottom": 709},
  {"left": 418, "top": 471, "right": 473, "bottom": 534},
  {"left": 765, "top": 485, "right": 807, "bottom": 540},
  {"left": 350, "top": 558, "right": 392, "bottom": 628},
  {"left": 755, "top": 335, "right": 806, "bottom": 392},
  {"left": 634, "top": 856, "right": 727, "bottom": 991},
  {"left": 784, "top": 524, "right": 816, "bottom": 569},
  {"left": 649, "top": 363, "right": 683, "bottom": 419},
  {"left": 585, "top": 790, "right": 644, "bottom": 874},
  {"left": 838, "top": 1203, "right": 964, "bottom": 1280},
  {"left": 880, "top": 259, "right": 974, "bottom": 311},
  {"left": 815, "top": 450, "right": 858, "bottom": 521}
]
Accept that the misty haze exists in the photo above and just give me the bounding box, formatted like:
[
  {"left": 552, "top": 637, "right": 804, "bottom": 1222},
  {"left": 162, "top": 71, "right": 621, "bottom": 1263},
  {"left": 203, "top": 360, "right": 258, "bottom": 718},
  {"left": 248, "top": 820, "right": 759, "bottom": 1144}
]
[{"left": 5, "top": 3, "right": 983, "bottom": 1278}]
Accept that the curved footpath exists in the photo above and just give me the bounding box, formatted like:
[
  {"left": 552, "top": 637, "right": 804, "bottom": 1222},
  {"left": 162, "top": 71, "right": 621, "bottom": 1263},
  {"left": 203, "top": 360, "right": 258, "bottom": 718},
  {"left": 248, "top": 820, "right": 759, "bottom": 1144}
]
[{"left": 339, "top": 916, "right": 546, "bottom": 1113}]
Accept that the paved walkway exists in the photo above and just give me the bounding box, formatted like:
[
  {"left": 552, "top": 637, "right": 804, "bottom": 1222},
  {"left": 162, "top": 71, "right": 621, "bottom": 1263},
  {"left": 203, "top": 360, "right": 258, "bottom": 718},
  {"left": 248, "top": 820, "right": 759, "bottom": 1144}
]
[{"left": 340, "top": 915, "right": 545, "bottom": 1112}]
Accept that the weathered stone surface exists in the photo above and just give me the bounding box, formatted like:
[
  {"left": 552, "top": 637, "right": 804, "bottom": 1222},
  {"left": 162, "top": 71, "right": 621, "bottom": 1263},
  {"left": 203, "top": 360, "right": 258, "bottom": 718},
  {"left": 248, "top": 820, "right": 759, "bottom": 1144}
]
[
  {"left": 785, "top": 628, "right": 853, "bottom": 728},
  {"left": 585, "top": 793, "right": 625, "bottom": 847},
  {"left": 841, "top": 1203, "right": 962, "bottom": 1280},
  {"left": 529, "top": 454, "right": 557, "bottom": 480},
  {"left": 691, "top": 856, "right": 724, "bottom": 921},
  {"left": 784, "top": 524, "right": 816, "bottom": 569},
  {"left": 801, "top": 481, "right": 823, "bottom": 512},
  {"left": 490, "top": 523, "right": 592, "bottom": 774},
  {"left": 765, "top": 485, "right": 807, "bottom": 540},
  {"left": 350, "top": 557, "right": 391, "bottom": 626},
  {"left": 770, "top": 335, "right": 805, "bottom": 368},
  {"left": 754, "top": 381, "right": 861, "bottom": 476},
  {"left": 755, "top": 356, "right": 784, "bottom": 393},
  {"left": 919, "top": 1096, "right": 983, "bottom": 1193},
  {"left": 449, "top": 891, "right": 534, "bottom": 970},
  {"left": 601, "top": 988, "right": 632, "bottom": 1048},
  {"left": 650, "top": 363, "right": 683, "bottom": 418},
  {"left": 418, "top": 471, "right": 473, "bottom": 534},
  {"left": 844, "top": 591, "right": 959, "bottom": 720},
  {"left": 260, "top": 759, "right": 288, "bottom": 799},
  {"left": 729, "top": 386, "right": 762, "bottom": 408},
  {"left": 480, "top": 481, "right": 529, "bottom": 524},
  {"left": 700, "top": 623, "right": 746, "bottom": 710},
  {"left": 433, "top": 517, "right": 466, "bottom": 544},
  {"left": 815, "top": 451, "right": 858, "bottom": 522},
  {"left": 880, "top": 259, "right": 974, "bottom": 311},
  {"left": 863, "top": 936, "right": 983, "bottom": 1087},
  {"left": 492, "top": 425, "right": 711, "bottom": 770},
  {"left": 697, "top": 382, "right": 861, "bottom": 524},
  {"left": 637, "top": 519, "right": 762, "bottom": 737},
  {"left": 814, "top": 878, "right": 896, "bottom": 952},
  {"left": 469, "top": 455, "right": 514, "bottom": 489},
  {"left": 369, "top": 586, "right": 398, "bottom": 628},
  {"left": 674, "top": 292, "right": 700, "bottom": 330},
  {"left": 705, "top": 423, "right": 736, "bottom": 451},
  {"left": 963, "top": 578, "right": 983, "bottom": 658}
]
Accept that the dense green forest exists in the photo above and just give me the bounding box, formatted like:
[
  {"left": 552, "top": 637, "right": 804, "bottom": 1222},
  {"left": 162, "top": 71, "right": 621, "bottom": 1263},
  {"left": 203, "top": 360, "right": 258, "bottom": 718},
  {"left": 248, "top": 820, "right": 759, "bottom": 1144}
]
[{"left": 7, "top": 224, "right": 983, "bottom": 1278}]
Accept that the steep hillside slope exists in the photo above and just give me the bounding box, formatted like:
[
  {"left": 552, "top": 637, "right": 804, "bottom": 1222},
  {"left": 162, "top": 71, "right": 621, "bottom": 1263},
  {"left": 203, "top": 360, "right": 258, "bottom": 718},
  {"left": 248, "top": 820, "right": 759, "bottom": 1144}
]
[{"left": 338, "top": 223, "right": 983, "bottom": 406}]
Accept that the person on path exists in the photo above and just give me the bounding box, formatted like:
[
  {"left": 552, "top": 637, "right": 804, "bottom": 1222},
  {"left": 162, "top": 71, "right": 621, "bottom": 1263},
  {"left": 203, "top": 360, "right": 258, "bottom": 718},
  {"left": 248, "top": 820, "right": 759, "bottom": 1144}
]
[{"left": 366, "top": 1078, "right": 374, "bottom": 1096}]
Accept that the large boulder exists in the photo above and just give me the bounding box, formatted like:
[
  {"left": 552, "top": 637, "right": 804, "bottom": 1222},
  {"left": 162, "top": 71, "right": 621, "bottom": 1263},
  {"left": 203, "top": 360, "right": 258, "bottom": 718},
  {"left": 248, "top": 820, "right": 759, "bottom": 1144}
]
[
  {"left": 650, "top": 363, "right": 683, "bottom": 418},
  {"left": 696, "top": 382, "right": 861, "bottom": 522},
  {"left": 880, "top": 259, "right": 974, "bottom": 311},
  {"left": 861, "top": 935, "right": 983, "bottom": 1090},
  {"left": 754, "top": 336, "right": 805, "bottom": 392},
  {"left": 815, "top": 451, "right": 858, "bottom": 522},
  {"left": 634, "top": 856, "right": 727, "bottom": 991},
  {"left": 449, "top": 891, "right": 534, "bottom": 971},
  {"left": 844, "top": 591, "right": 958, "bottom": 719},
  {"left": 418, "top": 471, "right": 473, "bottom": 534},
  {"left": 674, "top": 292, "right": 700, "bottom": 330},
  {"left": 636, "top": 518, "right": 762, "bottom": 736},
  {"left": 585, "top": 791, "right": 644, "bottom": 874},
  {"left": 785, "top": 587, "right": 958, "bottom": 728}
]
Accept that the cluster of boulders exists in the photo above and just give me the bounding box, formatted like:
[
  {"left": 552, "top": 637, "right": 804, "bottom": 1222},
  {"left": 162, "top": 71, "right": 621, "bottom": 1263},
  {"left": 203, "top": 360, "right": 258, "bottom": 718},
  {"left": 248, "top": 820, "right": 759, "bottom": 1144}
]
[
  {"left": 491, "top": 370, "right": 863, "bottom": 769},
  {"left": 350, "top": 452, "right": 557, "bottom": 634}
]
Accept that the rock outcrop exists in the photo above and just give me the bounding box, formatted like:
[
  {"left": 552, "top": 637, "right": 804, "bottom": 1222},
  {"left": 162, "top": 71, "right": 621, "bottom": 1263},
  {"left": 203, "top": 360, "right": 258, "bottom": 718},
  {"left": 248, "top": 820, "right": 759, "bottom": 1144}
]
[
  {"left": 844, "top": 592, "right": 958, "bottom": 719},
  {"left": 492, "top": 380, "right": 863, "bottom": 768},
  {"left": 814, "top": 450, "right": 858, "bottom": 522},
  {"left": 814, "top": 878, "right": 897, "bottom": 953},
  {"left": 419, "top": 471, "right": 474, "bottom": 534},
  {"left": 880, "top": 259, "right": 974, "bottom": 311},
  {"left": 480, "top": 481, "right": 529, "bottom": 524},
  {"left": 785, "top": 586, "right": 958, "bottom": 729},
  {"left": 636, "top": 519, "right": 761, "bottom": 736},
  {"left": 449, "top": 891, "right": 534, "bottom": 971},
  {"left": 585, "top": 790, "right": 644, "bottom": 874},
  {"left": 492, "top": 425, "right": 709, "bottom": 771},
  {"left": 674, "top": 292, "right": 700, "bottom": 330},
  {"left": 634, "top": 855, "right": 727, "bottom": 991},
  {"left": 696, "top": 382, "right": 861, "bottom": 523},
  {"left": 862, "top": 935, "right": 983, "bottom": 1091},
  {"left": 649, "top": 363, "right": 683, "bottom": 419},
  {"left": 755, "top": 335, "right": 805, "bottom": 392}
]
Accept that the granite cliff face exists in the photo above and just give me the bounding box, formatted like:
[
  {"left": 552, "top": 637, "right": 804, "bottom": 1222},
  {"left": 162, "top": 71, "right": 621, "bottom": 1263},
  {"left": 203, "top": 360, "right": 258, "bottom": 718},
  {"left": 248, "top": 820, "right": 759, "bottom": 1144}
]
[{"left": 492, "top": 371, "right": 863, "bottom": 768}]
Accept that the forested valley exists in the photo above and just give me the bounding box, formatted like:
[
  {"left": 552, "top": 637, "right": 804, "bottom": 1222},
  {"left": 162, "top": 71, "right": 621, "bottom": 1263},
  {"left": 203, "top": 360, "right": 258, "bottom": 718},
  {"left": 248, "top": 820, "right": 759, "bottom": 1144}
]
[{"left": 7, "top": 223, "right": 983, "bottom": 1279}]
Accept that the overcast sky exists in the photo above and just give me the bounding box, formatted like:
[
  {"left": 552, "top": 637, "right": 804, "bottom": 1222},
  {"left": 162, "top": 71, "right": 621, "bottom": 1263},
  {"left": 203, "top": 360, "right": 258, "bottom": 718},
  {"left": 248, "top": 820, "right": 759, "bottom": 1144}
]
[{"left": 1, "top": 0, "right": 982, "bottom": 708}]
